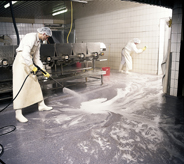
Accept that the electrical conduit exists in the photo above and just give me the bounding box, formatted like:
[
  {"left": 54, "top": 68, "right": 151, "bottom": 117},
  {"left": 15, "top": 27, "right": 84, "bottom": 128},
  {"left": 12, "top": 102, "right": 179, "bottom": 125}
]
[{"left": 67, "top": 1, "right": 73, "bottom": 43}]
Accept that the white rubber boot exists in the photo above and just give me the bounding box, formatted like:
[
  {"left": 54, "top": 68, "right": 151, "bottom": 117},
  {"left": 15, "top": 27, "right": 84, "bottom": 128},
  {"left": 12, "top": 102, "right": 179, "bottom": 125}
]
[
  {"left": 125, "top": 67, "right": 130, "bottom": 74},
  {"left": 118, "top": 64, "right": 123, "bottom": 72},
  {"left": 15, "top": 109, "right": 28, "bottom": 123},
  {"left": 38, "top": 100, "right": 53, "bottom": 111}
]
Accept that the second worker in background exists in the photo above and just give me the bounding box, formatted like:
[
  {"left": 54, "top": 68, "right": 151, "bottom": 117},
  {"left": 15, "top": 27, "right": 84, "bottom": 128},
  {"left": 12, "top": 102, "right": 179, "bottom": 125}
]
[{"left": 119, "top": 38, "right": 146, "bottom": 74}]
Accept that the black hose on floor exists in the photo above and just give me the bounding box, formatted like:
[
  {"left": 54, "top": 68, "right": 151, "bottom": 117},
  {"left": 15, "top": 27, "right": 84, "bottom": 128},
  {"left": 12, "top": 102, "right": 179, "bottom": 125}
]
[
  {"left": 0, "top": 72, "right": 32, "bottom": 163},
  {"left": 0, "top": 159, "right": 5, "bottom": 164},
  {"left": 0, "top": 144, "right": 5, "bottom": 164},
  {"left": 0, "top": 144, "right": 4, "bottom": 163},
  {"left": 0, "top": 72, "right": 32, "bottom": 113}
]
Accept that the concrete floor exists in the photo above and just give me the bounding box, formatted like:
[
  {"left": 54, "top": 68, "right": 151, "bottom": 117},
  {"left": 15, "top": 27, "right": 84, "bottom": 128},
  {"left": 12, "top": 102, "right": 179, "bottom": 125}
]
[{"left": 0, "top": 71, "right": 184, "bottom": 164}]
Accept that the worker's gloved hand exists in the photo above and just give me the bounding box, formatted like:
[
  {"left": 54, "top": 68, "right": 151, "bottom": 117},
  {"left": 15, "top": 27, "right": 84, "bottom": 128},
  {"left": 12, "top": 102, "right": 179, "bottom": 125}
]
[
  {"left": 142, "top": 46, "right": 147, "bottom": 51},
  {"left": 29, "top": 65, "right": 38, "bottom": 74},
  {"left": 43, "top": 71, "right": 50, "bottom": 78}
]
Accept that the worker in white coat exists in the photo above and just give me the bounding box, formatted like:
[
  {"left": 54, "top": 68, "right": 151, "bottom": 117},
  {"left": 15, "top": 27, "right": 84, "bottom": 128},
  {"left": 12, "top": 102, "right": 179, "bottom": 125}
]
[
  {"left": 119, "top": 38, "right": 146, "bottom": 74},
  {"left": 13, "top": 27, "right": 52, "bottom": 123}
]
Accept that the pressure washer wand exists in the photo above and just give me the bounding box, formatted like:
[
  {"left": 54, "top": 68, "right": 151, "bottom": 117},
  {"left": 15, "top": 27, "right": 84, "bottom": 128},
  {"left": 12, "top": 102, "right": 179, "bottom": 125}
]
[
  {"left": 49, "top": 76, "right": 64, "bottom": 88},
  {"left": 34, "top": 64, "right": 64, "bottom": 88}
]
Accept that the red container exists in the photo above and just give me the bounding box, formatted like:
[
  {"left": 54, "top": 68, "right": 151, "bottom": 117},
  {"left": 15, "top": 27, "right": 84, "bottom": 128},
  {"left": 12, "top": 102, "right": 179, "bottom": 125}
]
[
  {"left": 76, "top": 62, "right": 81, "bottom": 68},
  {"left": 102, "top": 67, "right": 110, "bottom": 76}
]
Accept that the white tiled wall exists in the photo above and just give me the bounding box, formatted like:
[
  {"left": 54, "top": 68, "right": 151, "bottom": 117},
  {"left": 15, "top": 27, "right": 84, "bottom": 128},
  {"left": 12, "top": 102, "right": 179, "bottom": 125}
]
[
  {"left": 169, "top": 0, "right": 182, "bottom": 96},
  {"left": 0, "top": 22, "right": 43, "bottom": 45},
  {"left": 75, "top": 3, "right": 172, "bottom": 74}
]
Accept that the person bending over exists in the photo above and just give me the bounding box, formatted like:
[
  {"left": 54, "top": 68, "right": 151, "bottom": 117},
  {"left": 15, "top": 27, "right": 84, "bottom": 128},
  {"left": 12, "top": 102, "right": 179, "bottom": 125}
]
[{"left": 13, "top": 27, "right": 52, "bottom": 123}]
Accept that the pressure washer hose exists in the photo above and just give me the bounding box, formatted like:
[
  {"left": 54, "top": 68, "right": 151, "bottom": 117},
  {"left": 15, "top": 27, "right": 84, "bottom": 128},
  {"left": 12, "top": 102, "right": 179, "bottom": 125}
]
[
  {"left": 0, "top": 72, "right": 32, "bottom": 113},
  {"left": 0, "top": 64, "right": 65, "bottom": 162},
  {"left": 1, "top": 64, "right": 64, "bottom": 112},
  {"left": 0, "top": 71, "right": 32, "bottom": 163},
  {"left": 0, "top": 68, "right": 46, "bottom": 161},
  {"left": 0, "top": 145, "right": 5, "bottom": 164},
  {"left": 0, "top": 65, "right": 69, "bottom": 162}
]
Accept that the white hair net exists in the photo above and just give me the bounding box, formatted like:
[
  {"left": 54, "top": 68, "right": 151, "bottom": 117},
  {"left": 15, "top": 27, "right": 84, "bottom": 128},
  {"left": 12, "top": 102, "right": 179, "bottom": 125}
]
[
  {"left": 37, "top": 27, "right": 52, "bottom": 37},
  {"left": 133, "top": 38, "right": 141, "bottom": 44}
]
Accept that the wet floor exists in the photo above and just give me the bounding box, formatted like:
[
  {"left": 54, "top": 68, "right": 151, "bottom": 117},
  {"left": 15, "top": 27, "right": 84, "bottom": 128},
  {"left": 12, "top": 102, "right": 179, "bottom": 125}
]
[{"left": 0, "top": 71, "right": 184, "bottom": 164}]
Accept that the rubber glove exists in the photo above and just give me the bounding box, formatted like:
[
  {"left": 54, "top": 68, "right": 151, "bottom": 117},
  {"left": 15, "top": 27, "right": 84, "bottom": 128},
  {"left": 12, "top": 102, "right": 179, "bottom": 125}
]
[
  {"left": 142, "top": 46, "right": 146, "bottom": 51},
  {"left": 29, "top": 65, "right": 38, "bottom": 74},
  {"left": 43, "top": 71, "right": 50, "bottom": 78}
]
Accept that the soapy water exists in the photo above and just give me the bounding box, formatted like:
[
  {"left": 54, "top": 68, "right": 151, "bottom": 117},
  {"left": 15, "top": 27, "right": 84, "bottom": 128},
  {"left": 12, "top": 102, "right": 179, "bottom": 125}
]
[
  {"left": 46, "top": 74, "right": 184, "bottom": 163},
  {"left": 80, "top": 87, "right": 130, "bottom": 114}
]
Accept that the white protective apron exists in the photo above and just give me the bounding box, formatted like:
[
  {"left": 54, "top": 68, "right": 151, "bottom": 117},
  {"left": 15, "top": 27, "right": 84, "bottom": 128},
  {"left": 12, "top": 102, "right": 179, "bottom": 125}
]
[
  {"left": 122, "top": 48, "right": 132, "bottom": 71},
  {"left": 13, "top": 52, "right": 43, "bottom": 109}
]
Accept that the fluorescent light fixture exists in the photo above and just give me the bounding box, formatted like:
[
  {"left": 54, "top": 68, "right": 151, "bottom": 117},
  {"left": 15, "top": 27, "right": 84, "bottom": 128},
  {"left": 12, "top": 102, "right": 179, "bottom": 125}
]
[
  {"left": 4, "top": 1, "right": 17, "bottom": 8},
  {"left": 52, "top": 9, "right": 68, "bottom": 16},
  {"left": 53, "top": 7, "right": 66, "bottom": 13},
  {"left": 72, "top": 0, "right": 88, "bottom": 3}
]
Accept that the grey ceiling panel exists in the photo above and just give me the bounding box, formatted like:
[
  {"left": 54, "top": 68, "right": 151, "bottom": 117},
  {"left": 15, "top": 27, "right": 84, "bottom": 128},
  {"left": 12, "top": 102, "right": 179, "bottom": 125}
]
[
  {"left": 0, "top": 1, "right": 67, "bottom": 20},
  {"left": 0, "top": 0, "right": 175, "bottom": 24},
  {"left": 121, "top": 0, "right": 174, "bottom": 9}
]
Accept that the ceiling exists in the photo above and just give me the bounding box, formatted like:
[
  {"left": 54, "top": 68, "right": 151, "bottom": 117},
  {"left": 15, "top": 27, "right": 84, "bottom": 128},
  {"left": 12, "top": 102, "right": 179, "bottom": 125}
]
[
  {"left": 121, "top": 0, "right": 174, "bottom": 9},
  {"left": 0, "top": 0, "right": 145, "bottom": 24},
  {"left": 0, "top": 0, "right": 174, "bottom": 24}
]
